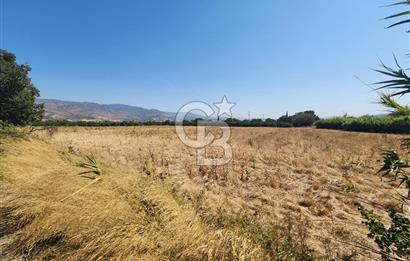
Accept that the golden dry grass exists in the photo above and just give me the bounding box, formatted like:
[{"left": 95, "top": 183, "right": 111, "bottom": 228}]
[{"left": 0, "top": 126, "right": 406, "bottom": 260}]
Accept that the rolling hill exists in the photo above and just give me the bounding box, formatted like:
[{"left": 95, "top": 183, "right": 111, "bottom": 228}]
[{"left": 38, "top": 99, "right": 175, "bottom": 122}]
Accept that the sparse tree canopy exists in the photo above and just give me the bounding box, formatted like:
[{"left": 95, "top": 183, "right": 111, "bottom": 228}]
[{"left": 0, "top": 49, "right": 44, "bottom": 125}]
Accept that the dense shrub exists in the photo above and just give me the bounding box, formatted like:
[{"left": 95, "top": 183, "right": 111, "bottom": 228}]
[
  {"left": 0, "top": 120, "right": 26, "bottom": 138},
  {"left": 315, "top": 116, "right": 410, "bottom": 134}
]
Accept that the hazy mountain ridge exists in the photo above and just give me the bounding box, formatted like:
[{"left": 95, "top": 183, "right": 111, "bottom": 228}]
[{"left": 38, "top": 99, "right": 176, "bottom": 122}]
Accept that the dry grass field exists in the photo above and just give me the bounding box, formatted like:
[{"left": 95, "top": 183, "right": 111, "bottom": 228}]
[{"left": 0, "top": 126, "right": 407, "bottom": 260}]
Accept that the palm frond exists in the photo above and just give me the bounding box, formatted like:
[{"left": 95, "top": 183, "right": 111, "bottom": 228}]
[
  {"left": 378, "top": 93, "right": 410, "bottom": 116},
  {"left": 385, "top": 0, "right": 410, "bottom": 7},
  {"left": 373, "top": 59, "right": 410, "bottom": 97},
  {"left": 384, "top": 10, "right": 410, "bottom": 20},
  {"left": 384, "top": 1, "right": 410, "bottom": 30}
]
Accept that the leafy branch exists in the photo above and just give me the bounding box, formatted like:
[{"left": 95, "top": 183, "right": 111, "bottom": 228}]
[{"left": 356, "top": 204, "right": 410, "bottom": 259}]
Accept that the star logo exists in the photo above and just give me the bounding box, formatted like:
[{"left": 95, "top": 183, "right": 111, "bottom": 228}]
[{"left": 214, "top": 96, "right": 236, "bottom": 118}]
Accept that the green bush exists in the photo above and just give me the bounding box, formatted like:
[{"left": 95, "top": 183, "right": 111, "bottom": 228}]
[
  {"left": 356, "top": 205, "right": 410, "bottom": 259},
  {"left": 315, "top": 116, "right": 410, "bottom": 134},
  {"left": 0, "top": 120, "right": 26, "bottom": 138}
]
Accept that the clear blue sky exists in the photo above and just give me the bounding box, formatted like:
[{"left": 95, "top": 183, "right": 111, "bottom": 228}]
[{"left": 1, "top": 0, "right": 409, "bottom": 118}]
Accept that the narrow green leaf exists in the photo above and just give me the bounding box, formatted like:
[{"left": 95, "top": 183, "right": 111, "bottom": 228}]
[{"left": 387, "top": 19, "right": 410, "bottom": 29}]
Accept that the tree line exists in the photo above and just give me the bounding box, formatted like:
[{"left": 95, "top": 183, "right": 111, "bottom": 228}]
[{"left": 32, "top": 110, "right": 320, "bottom": 128}]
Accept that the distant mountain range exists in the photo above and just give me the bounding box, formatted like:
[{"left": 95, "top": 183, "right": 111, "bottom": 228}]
[{"left": 37, "top": 99, "right": 178, "bottom": 122}]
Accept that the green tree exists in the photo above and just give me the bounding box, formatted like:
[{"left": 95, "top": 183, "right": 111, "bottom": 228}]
[
  {"left": 277, "top": 111, "right": 293, "bottom": 127},
  {"left": 0, "top": 49, "right": 44, "bottom": 125},
  {"left": 291, "top": 111, "right": 319, "bottom": 127}
]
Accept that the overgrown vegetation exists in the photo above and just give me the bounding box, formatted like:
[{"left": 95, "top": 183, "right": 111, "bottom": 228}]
[
  {"left": 358, "top": 146, "right": 410, "bottom": 260},
  {"left": 2, "top": 2, "right": 410, "bottom": 260},
  {"left": 355, "top": 2, "right": 410, "bottom": 260},
  {"left": 208, "top": 213, "right": 316, "bottom": 260},
  {"left": 0, "top": 120, "right": 26, "bottom": 138},
  {"left": 356, "top": 205, "right": 410, "bottom": 260},
  {"left": 1, "top": 134, "right": 343, "bottom": 260}
]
